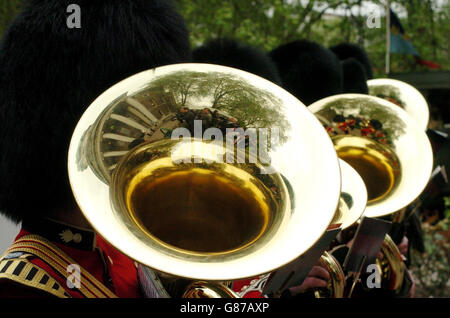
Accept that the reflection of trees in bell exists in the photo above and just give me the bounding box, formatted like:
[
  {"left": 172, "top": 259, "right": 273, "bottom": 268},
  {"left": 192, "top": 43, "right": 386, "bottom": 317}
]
[
  {"left": 151, "top": 71, "right": 208, "bottom": 107},
  {"left": 369, "top": 85, "right": 405, "bottom": 108},
  {"left": 151, "top": 71, "right": 290, "bottom": 146},
  {"left": 318, "top": 98, "right": 406, "bottom": 142}
]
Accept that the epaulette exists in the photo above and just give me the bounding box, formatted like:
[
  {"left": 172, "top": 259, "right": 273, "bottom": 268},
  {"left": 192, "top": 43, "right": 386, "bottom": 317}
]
[
  {"left": 0, "top": 235, "right": 118, "bottom": 298},
  {"left": 0, "top": 252, "right": 70, "bottom": 298}
]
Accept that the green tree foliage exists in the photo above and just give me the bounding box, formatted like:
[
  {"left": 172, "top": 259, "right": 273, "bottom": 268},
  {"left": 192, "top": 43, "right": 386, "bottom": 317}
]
[
  {"left": 174, "top": 0, "right": 449, "bottom": 75},
  {"left": 176, "top": 0, "right": 349, "bottom": 50},
  {"left": 151, "top": 70, "right": 288, "bottom": 133},
  {"left": 1, "top": 1, "right": 447, "bottom": 75},
  {"left": 0, "top": 0, "right": 22, "bottom": 37}
]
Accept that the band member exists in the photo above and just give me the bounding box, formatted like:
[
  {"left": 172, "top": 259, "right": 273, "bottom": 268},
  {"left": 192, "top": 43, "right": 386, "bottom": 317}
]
[
  {"left": 268, "top": 40, "right": 343, "bottom": 106},
  {"left": 0, "top": 0, "right": 190, "bottom": 298},
  {"left": 0, "top": 1, "right": 330, "bottom": 298},
  {"left": 192, "top": 38, "right": 282, "bottom": 85}
]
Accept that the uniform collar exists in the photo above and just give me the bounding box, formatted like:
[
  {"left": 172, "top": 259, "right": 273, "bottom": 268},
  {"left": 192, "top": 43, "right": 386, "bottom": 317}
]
[{"left": 22, "top": 217, "right": 97, "bottom": 251}]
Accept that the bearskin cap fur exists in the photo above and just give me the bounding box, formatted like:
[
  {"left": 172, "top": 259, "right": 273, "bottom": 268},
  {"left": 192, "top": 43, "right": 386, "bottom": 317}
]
[
  {"left": 341, "top": 58, "right": 369, "bottom": 94},
  {"left": 193, "top": 38, "right": 282, "bottom": 85},
  {"left": 330, "top": 43, "right": 374, "bottom": 79},
  {"left": 0, "top": 0, "right": 190, "bottom": 223},
  {"left": 269, "top": 40, "right": 343, "bottom": 106}
]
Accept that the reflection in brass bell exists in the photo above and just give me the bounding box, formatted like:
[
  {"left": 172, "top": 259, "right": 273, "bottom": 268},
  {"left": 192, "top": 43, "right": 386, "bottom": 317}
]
[{"left": 368, "top": 78, "right": 430, "bottom": 131}]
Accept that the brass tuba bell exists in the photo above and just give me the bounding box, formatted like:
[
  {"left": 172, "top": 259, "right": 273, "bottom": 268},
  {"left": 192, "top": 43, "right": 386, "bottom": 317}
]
[
  {"left": 68, "top": 63, "right": 343, "bottom": 297},
  {"left": 309, "top": 93, "right": 433, "bottom": 219},
  {"left": 309, "top": 93, "right": 433, "bottom": 295}
]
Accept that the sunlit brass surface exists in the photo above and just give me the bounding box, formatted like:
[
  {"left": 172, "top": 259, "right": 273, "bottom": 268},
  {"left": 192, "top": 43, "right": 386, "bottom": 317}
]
[
  {"left": 111, "top": 138, "right": 286, "bottom": 258},
  {"left": 377, "top": 235, "right": 405, "bottom": 291},
  {"left": 309, "top": 94, "right": 433, "bottom": 218},
  {"left": 129, "top": 169, "right": 268, "bottom": 254},
  {"left": 368, "top": 78, "right": 429, "bottom": 131},
  {"left": 182, "top": 282, "right": 239, "bottom": 298},
  {"left": 314, "top": 159, "right": 366, "bottom": 298},
  {"left": 314, "top": 252, "right": 345, "bottom": 298},
  {"left": 333, "top": 136, "right": 400, "bottom": 204},
  {"left": 332, "top": 159, "right": 368, "bottom": 230},
  {"left": 68, "top": 63, "right": 342, "bottom": 283}
]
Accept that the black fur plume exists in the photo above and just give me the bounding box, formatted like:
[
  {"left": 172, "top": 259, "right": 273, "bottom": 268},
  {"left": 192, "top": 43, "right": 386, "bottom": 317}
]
[
  {"left": 341, "top": 58, "right": 369, "bottom": 94},
  {"left": 0, "top": 0, "right": 190, "bottom": 223},
  {"left": 269, "top": 40, "right": 343, "bottom": 106},
  {"left": 330, "top": 43, "right": 374, "bottom": 79},
  {"left": 193, "top": 38, "right": 282, "bottom": 85}
]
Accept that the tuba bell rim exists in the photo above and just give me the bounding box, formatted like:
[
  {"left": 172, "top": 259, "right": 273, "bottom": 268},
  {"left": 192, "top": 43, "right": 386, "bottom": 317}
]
[
  {"left": 367, "top": 78, "right": 430, "bottom": 131},
  {"left": 335, "top": 159, "right": 368, "bottom": 230}
]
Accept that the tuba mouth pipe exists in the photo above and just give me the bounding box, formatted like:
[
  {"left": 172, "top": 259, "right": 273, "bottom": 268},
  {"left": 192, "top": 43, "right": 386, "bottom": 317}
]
[{"left": 68, "top": 63, "right": 343, "bottom": 291}]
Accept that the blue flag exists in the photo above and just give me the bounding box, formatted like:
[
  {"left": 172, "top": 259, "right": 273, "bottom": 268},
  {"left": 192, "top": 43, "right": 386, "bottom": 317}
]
[
  {"left": 390, "top": 9, "right": 419, "bottom": 55},
  {"left": 390, "top": 9, "right": 440, "bottom": 69}
]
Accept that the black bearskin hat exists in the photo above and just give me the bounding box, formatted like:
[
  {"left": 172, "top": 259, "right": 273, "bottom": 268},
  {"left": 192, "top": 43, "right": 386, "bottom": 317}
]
[
  {"left": 269, "top": 40, "right": 343, "bottom": 106},
  {"left": 0, "top": 0, "right": 191, "bottom": 223},
  {"left": 330, "top": 43, "right": 374, "bottom": 79},
  {"left": 341, "top": 58, "right": 369, "bottom": 94},
  {"left": 193, "top": 38, "right": 282, "bottom": 85}
]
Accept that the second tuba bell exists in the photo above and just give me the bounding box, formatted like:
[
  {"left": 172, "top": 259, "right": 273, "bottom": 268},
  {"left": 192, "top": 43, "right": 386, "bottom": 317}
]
[{"left": 309, "top": 93, "right": 433, "bottom": 296}]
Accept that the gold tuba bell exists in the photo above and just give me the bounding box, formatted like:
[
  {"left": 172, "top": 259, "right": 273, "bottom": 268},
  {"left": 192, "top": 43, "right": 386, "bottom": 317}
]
[
  {"left": 68, "top": 63, "right": 344, "bottom": 298},
  {"left": 309, "top": 93, "right": 433, "bottom": 295}
]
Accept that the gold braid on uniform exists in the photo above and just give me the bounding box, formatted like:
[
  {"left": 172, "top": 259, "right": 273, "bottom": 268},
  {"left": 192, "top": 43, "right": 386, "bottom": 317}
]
[
  {"left": 0, "top": 234, "right": 118, "bottom": 298},
  {"left": 0, "top": 252, "right": 70, "bottom": 298}
]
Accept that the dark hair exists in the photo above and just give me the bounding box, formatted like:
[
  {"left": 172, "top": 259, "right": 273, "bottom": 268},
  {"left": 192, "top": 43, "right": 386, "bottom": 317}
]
[
  {"left": 193, "top": 38, "right": 282, "bottom": 85},
  {"left": 269, "top": 40, "right": 343, "bottom": 106},
  {"left": 330, "top": 43, "right": 374, "bottom": 79},
  {"left": 341, "top": 58, "right": 369, "bottom": 94},
  {"left": 0, "top": 0, "right": 191, "bottom": 223}
]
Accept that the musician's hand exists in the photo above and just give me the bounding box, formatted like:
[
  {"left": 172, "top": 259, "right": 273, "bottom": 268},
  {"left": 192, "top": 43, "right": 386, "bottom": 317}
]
[
  {"left": 288, "top": 265, "right": 330, "bottom": 296},
  {"left": 398, "top": 236, "right": 409, "bottom": 257}
]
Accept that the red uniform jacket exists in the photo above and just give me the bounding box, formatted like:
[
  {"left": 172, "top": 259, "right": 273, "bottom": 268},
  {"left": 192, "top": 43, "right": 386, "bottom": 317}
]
[{"left": 0, "top": 218, "right": 142, "bottom": 298}]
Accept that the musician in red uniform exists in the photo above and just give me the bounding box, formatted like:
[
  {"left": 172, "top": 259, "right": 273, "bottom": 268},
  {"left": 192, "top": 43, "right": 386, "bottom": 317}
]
[
  {"left": 0, "top": 1, "right": 332, "bottom": 298},
  {"left": 0, "top": 0, "right": 191, "bottom": 298}
]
